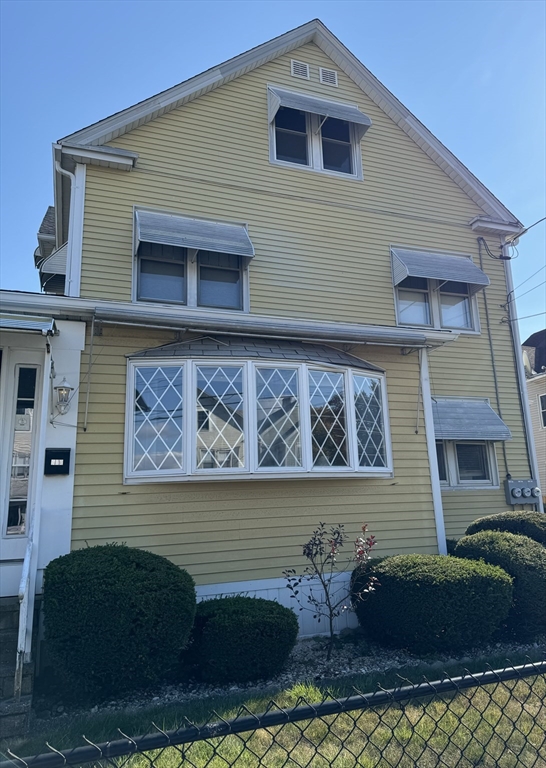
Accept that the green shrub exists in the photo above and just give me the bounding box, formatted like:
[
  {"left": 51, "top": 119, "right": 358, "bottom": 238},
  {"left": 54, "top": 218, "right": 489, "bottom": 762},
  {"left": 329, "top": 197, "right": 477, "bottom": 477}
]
[
  {"left": 465, "top": 511, "right": 546, "bottom": 546},
  {"left": 351, "top": 554, "right": 513, "bottom": 653},
  {"left": 188, "top": 597, "right": 298, "bottom": 684},
  {"left": 43, "top": 544, "right": 196, "bottom": 699},
  {"left": 454, "top": 531, "right": 546, "bottom": 638}
]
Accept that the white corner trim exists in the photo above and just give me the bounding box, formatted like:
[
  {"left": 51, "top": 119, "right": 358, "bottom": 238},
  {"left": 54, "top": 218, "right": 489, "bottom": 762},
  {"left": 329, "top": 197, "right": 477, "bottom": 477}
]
[
  {"left": 419, "top": 347, "right": 447, "bottom": 554},
  {"left": 65, "top": 164, "right": 86, "bottom": 298}
]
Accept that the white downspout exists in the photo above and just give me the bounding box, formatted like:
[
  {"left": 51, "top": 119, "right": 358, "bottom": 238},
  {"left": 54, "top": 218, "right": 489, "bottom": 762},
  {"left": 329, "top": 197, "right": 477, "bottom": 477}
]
[
  {"left": 419, "top": 347, "right": 448, "bottom": 554},
  {"left": 55, "top": 161, "right": 76, "bottom": 297},
  {"left": 503, "top": 247, "right": 544, "bottom": 513}
]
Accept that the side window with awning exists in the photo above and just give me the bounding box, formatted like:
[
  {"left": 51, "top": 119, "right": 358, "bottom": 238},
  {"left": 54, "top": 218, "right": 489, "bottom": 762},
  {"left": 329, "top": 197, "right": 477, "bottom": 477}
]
[
  {"left": 134, "top": 210, "right": 254, "bottom": 311},
  {"left": 392, "top": 248, "right": 490, "bottom": 331}
]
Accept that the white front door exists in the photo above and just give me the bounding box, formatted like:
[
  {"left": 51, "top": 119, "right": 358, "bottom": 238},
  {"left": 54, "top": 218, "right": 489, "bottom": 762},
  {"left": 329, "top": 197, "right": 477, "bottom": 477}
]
[{"left": 0, "top": 346, "right": 46, "bottom": 593}]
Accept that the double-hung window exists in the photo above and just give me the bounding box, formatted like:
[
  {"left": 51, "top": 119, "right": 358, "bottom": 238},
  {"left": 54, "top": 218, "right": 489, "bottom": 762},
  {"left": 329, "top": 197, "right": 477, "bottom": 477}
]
[
  {"left": 126, "top": 357, "right": 392, "bottom": 482},
  {"left": 392, "top": 248, "right": 490, "bottom": 333},
  {"left": 539, "top": 394, "right": 546, "bottom": 428},
  {"left": 268, "top": 87, "right": 372, "bottom": 180},
  {"left": 134, "top": 210, "right": 255, "bottom": 311}
]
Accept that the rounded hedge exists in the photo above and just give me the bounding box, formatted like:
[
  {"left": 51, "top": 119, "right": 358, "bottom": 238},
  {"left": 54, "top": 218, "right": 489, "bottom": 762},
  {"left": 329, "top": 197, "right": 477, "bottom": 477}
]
[
  {"left": 350, "top": 554, "right": 513, "bottom": 653},
  {"left": 454, "top": 531, "right": 546, "bottom": 638},
  {"left": 465, "top": 511, "right": 546, "bottom": 546},
  {"left": 43, "top": 544, "right": 196, "bottom": 699},
  {"left": 188, "top": 597, "right": 298, "bottom": 684}
]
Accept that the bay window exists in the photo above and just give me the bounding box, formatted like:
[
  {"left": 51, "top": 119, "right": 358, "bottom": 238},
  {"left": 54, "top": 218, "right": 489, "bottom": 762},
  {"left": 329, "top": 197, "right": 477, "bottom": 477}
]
[{"left": 126, "top": 359, "right": 391, "bottom": 481}]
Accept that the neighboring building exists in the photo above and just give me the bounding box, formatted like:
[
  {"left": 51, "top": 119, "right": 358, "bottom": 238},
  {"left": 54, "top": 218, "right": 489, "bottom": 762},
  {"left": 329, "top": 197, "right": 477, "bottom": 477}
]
[
  {"left": 523, "top": 330, "right": 546, "bottom": 503},
  {"left": 0, "top": 21, "right": 543, "bottom": 685}
]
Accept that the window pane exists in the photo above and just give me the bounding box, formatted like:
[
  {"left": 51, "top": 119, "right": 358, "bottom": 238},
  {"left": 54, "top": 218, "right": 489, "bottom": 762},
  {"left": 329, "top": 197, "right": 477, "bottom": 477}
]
[
  {"left": 309, "top": 370, "right": 348, "bottom": 467},
  {"left": 199, "top": 266, "right": 242, "bottom": 309},
  {"left": 139, "top": 259, "right": 185, "bottom": 303},
  {"left": 275, "top": 107, "right": 307, "bottom": 133},
  {"left": 353, "top": 375, "right": 386, "bottom": 467},
  {"left": 133, "top": 366, "right": 184, "bottom": 473},
  {"left": 196, "top": 366, "right": 244, "bottom": 469},
  {"left": 256, "top": 368, "right": 301, "bottom": 468},
  {"left": 440, "top": 293, "right": 471, "bottom": 328},
  {"left": 540, "top": 394, "right": 546, "bottom": 427},
  {"left": 321, "top": 117, "right": 351, "bottom": 142},
  {"left": 138, "top": 242, "right": 185, "bottom": 262},
  {"left": 275, "top": 129, "right": 308, "bottom": 165},
  {"left": 7, "top": 367, "right": 37, "bottom": 535},
  {"left": 441, "top": 281, "right": 468, "bottom": 295},
  {"left": 436, "top": 441, "right": 447, "bottom": 482},
  {"left": 456, "top": 443, "right": 489, "bottom": 481},
  {"left": 322, "top": 139, "right": 352, "bottom": 174},
  {"left": 398, "top": 289, "right": 431, "bottom": 325}
]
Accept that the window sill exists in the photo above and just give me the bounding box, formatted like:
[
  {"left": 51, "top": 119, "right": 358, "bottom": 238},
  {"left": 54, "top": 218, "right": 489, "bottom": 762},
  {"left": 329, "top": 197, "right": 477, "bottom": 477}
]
[
  {"left": 269, "top": 158, "right": 363, "bottom": 182},
  {"left": 398, "top": 322, "right": 480, "bottom": 336},
  {"left": 441, "top": 484, "right": 500, "bottom": 492},
  {"left": 123, "top": 469, "right": 394, "bottom": 485},
  {"left": 132, "top": 299, "right": 249, "bottom": 315}
]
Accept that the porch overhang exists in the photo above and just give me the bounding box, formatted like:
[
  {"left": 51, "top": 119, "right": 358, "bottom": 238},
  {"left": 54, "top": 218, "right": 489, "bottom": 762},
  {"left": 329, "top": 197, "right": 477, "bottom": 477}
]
[{"left": 0, "top": 313, "right": 57, "bottom": 336}]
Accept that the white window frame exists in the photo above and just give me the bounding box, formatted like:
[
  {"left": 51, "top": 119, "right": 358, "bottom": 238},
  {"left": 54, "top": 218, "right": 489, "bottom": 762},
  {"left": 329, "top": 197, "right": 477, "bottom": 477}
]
[
  {"left": 538, "top": 393, "right": 546, "bottom": 429},
  {"left": 436, "top": 440, "right": 499, "bottom": 491},
  {"left": 124, "top": 359, "right": 392, "bottom": 483},
  {"left": 269, "top": 110, "right": 363, "bottom": 181},
  {"left": 132, "top": 207, "right": 250, "bottom": 313},
  {"left": 394, "top": 277, "right": 480, "bottom": 334}
]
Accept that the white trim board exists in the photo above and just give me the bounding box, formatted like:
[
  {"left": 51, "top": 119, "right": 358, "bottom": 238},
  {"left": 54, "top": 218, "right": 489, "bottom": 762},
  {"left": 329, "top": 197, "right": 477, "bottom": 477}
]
[{"left": 57, "top": 20, "right": 520, "bottom": 227}]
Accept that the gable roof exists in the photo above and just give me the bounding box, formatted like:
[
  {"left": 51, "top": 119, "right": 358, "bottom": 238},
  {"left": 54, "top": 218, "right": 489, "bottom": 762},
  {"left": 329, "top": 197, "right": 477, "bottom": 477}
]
[{"left": 58, "top": 19, "right": 520, "bottom": 226}]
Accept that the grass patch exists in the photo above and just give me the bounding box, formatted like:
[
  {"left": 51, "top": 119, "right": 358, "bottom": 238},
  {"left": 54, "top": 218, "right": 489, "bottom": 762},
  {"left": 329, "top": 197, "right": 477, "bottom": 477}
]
[{"left": 2, "top": 647, "right": 544, "bottom": 763}]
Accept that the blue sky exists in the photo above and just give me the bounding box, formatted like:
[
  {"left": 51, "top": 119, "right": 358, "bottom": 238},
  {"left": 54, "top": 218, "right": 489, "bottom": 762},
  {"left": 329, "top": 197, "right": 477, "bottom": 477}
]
[{"left": 1, "top": 0, "right": 544, "bottom": 340}]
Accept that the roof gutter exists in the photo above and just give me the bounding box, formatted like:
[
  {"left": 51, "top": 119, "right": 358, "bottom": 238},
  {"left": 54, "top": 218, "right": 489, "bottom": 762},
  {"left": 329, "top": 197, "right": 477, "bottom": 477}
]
[{"left": 0, "top": 291, "right": 459, "bottom": 349}]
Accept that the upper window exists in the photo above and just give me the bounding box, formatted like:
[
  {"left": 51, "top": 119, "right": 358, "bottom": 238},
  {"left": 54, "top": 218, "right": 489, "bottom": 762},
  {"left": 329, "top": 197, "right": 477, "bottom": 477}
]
[
  {"left": 267, "top": 87, "right": 372, "bottom": 181},
  {"left": 396, "top": 278, "right": 476, "bottom": 331},
  {"left": 137, "top": 244, "right": 243, "bottom": 311},
  {"left": 436, "top": 440, "right": 497, "bottom": 489},
  {"left": 540, "top": 394, "right": 546, "bottom": 428},
  {"left": 273, "top": 108, "right": 359, "bottom": 177},
  {"left": 126, "top": 360, "right": 392, "bottom": 481}
]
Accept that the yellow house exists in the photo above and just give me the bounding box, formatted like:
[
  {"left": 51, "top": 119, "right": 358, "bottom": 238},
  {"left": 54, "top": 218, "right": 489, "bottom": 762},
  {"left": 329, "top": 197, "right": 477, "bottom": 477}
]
[{"left": 0, "top": 20, "right": 543, "bottom": 670}]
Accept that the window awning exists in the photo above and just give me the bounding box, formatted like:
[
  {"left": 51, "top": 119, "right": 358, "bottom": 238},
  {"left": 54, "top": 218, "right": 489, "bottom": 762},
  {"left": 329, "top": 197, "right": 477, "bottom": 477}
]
[
  {"left": 40, "top": 243, "right": 67, "bottom": 276},
  {"left": 432, "top": 398, "right": 511, "bottom": 441},
  {"left": 135, "top": 210, "right": 255, "bottom": 259},
  {"left": 267, "top": 86, "right": 372, "bottom": 140},
  {"left": 392, "top": 248, "right": 490, "bottom": 294},
  {"left": 0, "top": 313, "right": 57, "bottom": 336}
]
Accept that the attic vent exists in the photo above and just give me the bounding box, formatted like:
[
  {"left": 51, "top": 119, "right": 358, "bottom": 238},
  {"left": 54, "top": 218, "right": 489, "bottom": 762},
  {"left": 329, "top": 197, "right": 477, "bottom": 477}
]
[
  {"left": 291, "top": 60, "right": 310, "bottom": 79},
  {"left": 320, "top": 67, "right": 338, "bottom": 87}
]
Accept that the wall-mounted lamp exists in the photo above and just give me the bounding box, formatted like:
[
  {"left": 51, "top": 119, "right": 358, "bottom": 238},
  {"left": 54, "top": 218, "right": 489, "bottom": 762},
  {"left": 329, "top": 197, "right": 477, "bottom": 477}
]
[{"left": 54, "top": 378, "right": 74, "bottom": 415}]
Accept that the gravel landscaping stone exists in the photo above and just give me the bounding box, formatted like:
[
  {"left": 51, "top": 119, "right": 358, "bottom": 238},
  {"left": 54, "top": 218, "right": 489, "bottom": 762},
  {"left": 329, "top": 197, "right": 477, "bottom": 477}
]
[{"left": 33, "top": 631, "right": 546, "bottom": 721}]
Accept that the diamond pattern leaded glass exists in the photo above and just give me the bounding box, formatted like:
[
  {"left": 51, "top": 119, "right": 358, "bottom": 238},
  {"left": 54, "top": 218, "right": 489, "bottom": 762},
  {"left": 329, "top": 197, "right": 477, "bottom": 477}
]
[
  {"left": 309, "top": 370, "right": 348, "bottom": 467},
  {"left": 196, "top": 366, "right": 244, "bottom": 470},
  {"left": 256, "top": 368, "right": 301, "bottom": 468},
  {"left": 353, "top": 374, "right": 386, "bottom": 467},
  {"left": 133, "top": 366, "right": 184, "bottom": 472}
]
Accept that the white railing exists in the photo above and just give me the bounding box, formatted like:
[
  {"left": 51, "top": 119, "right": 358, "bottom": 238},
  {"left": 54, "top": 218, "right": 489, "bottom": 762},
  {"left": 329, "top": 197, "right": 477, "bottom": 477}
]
[{"left": 14, "top": 533, "right": 33, "bottom": 700}]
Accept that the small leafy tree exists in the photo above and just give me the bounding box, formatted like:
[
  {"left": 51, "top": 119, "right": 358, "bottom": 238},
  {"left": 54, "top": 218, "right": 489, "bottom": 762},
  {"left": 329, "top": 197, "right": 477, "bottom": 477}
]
[{"left": 283, "top": 523, "right": 377, "bottom": 660}]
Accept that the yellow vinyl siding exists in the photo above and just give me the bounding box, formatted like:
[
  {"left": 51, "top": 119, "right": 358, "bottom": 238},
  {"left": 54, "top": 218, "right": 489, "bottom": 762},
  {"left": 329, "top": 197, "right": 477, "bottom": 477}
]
[{"left": 72, "top": 327, "right": 437, "bottom": 585}]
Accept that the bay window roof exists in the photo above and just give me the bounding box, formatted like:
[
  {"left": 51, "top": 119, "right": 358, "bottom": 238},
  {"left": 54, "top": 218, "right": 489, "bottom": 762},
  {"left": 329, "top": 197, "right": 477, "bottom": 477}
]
[
  {"left": 134, "top": 210, "right": 255, "bottom": 259},
  {"left": 267, "top": 86, "right": 372, "bottom": 140},
  {"left": 432, "top": 398, "right": 511, "bottom": 441},
  {"left": 392, "top": 248, "right": 490, "bottom": 294},
  {"left": 129, "top": 334, "right": 384, "bottom": 372}
]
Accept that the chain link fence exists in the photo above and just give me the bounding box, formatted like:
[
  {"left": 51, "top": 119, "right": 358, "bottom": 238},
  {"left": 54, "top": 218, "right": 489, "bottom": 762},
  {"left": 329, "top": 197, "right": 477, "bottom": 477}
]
[{"left": 1, "top": 661, "right": 545, "bottom": 768}]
